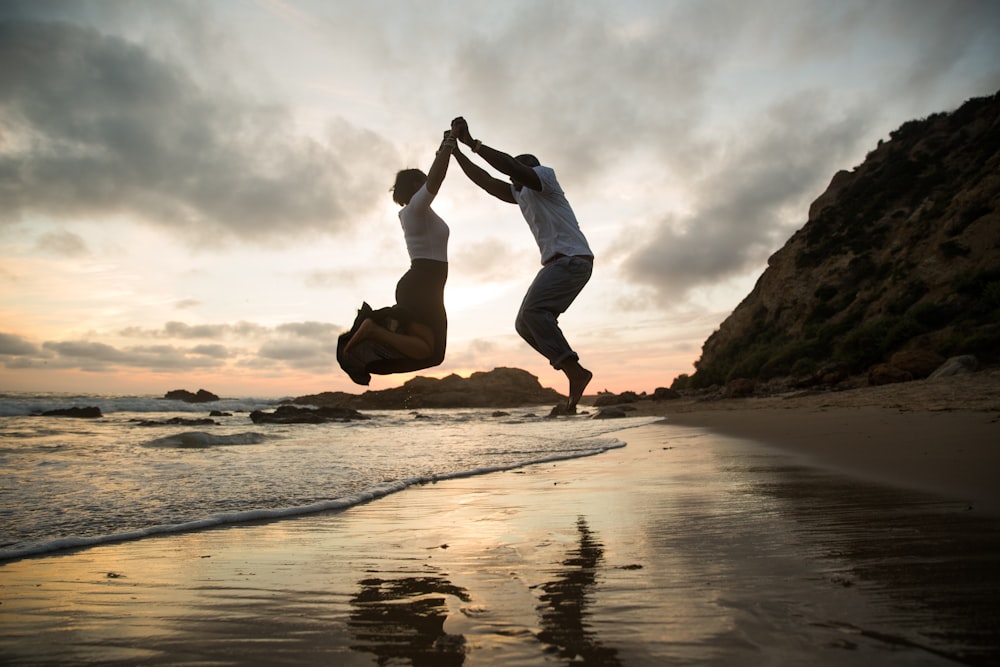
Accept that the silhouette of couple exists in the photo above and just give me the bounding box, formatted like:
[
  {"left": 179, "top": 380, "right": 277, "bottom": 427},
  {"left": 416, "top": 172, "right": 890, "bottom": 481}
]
[{"left": 338, "top": 117, "right": 593, "bottom": 413}]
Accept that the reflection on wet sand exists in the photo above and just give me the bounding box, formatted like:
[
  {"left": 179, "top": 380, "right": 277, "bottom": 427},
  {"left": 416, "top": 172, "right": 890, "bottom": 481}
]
[
  {"left": 747, "top": 465, "right": 1000, "bottom": 666},
  {"left": 349, "top": 572, "right": 470, "bottom": 665},
  {"left": 535, "top": 517, "right": 621, "bottom": 665}
]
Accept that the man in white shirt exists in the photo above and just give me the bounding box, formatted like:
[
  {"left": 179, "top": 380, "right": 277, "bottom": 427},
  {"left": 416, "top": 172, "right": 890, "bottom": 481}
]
[{"left": 450, "top": 117, "right": 593, "bottom": 413}]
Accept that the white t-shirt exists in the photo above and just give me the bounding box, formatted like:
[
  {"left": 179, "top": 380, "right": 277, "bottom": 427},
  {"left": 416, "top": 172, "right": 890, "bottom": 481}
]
[
  {"left": 512, "top": 166, "right": 592, "bottom": 264},
  {"left": 399, "top": 184, "right": 449, "bottom": 262}
]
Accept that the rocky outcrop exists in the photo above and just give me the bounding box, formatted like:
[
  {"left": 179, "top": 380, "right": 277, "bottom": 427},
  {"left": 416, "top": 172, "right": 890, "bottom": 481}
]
[
  {"left": 250, "top": 405, "right": 369, "bottom": 424},
  {"left": 164, "top": 389, "right": 220, "bottom": 403},
  {"left": 686, "top": 91, "right": 1000, "bottom": 391},
  {"left": 294, "top": 367, "right": 563, "bottom": 410}
]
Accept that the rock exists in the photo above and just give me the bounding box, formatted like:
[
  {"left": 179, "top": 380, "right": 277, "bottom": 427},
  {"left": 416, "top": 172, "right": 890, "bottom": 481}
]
[
  {"left": 491, "top": 411, "right": 510, "bottom": 417},
  {"left": 723, "top": 378, "right": 756, "bottom": 398},
  {"left": 41, "top": 406, "right": 103, "bottom": 418},
  {"left": 209, "top": 411, "right": 232, "bottom": 417},
  {"left": 652, "top": 387, "right": 681, "bottom": 400},
  {"left": 249, "top": 405, "right": 369, "bottom": 424},
  {"left": 547, "top": 403, "right": 575, "bottom": 417},
  {"left": 592, "top": 391, "right": 640, "bottom": 407},
  {"left": 929, "top": 355, "right": 979, "bottom": 379},
  {"left": 293, "top": 367, "right": 563, "bottom": 410},
  {"left": 868, "top": 363, "right": 913, "bottom": 386},
  {"left": 889, "top": 349, "right": 946, "bottom": 379},
  {"left": 165, "top": 389, "right": 220, "bottom": 403},
  {"left": 592, "top": 407, "right": 629, "bottom": 419}
]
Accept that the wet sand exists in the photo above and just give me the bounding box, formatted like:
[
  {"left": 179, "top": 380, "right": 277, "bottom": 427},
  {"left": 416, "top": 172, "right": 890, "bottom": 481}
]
[{"left": 2, "top": 374, "right": 999, "bottom": 665}]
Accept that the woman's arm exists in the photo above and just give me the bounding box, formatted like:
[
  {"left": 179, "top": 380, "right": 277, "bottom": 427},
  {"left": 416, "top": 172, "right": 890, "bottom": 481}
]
[{"left": 424, "top": 132, "right": 456, "bottom": 195}]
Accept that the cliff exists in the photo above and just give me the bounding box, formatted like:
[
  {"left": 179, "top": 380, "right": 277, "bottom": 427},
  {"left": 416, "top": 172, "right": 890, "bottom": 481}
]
[{"left": 685, "top": 91, "right": 1000, "bottom": 391}]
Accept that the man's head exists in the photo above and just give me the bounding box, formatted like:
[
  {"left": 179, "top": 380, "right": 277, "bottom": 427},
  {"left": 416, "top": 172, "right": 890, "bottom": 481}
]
[
  {"left": 392, "top": 169, "right": 427, "bottom": 205},
  {"left": 515, "top": 154, "right": 540, "bottom": 168}
]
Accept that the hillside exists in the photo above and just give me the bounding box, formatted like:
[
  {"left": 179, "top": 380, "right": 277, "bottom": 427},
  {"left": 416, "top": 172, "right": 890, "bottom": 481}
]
[{"left": 683, "top": 91, "right": 1000, "bottom": 391}]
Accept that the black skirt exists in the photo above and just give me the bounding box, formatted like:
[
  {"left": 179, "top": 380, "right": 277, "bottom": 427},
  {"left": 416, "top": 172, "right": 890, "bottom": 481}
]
[{"left": 337, "top": 259, "right": 448, "bottom": 385}]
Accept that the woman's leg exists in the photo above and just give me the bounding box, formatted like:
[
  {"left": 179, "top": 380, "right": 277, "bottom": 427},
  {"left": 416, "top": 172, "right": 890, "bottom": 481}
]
[{"left": 344, "top": 318, "right": 434, "bottom": 360}]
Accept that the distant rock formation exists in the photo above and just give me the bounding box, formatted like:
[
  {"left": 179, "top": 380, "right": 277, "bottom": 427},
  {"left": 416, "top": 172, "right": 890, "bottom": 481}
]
[
  {"left": 684, "top": 91, "right": 1000, "bottom": 392},
  {"left": 164, "top": 389, "right": 220, "bottom": 403},
  {"left": 294, "top": 367, "right": 564, "bottom": 410},
  {"left": 40, "top": 406, "right": 103, "bottom": 418}
]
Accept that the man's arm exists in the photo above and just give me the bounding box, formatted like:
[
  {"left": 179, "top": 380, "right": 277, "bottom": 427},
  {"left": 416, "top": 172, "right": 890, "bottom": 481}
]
[
  {"left": 452, "top": 145, "right": 517, "bottom": 203},
  {"left": 451, "top": 117, "right": 542, "bottom": 191}
]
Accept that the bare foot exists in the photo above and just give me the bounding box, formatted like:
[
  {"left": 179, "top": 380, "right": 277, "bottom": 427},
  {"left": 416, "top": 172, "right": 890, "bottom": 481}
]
[
  {"left": 565, "top": 364, "right": 593, "bottom": 411},
  {"left": 343, "top": 318, "right": 377, "bottom": 355}
]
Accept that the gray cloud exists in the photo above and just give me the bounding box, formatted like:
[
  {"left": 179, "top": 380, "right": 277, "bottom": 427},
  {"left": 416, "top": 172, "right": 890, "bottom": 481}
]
[
  {"left": 618, "top": 95, "right": 872, "bottom": 301},
  {"left": 37, "top": 340, "right": 226, "bottom": 372},
  {"left": 35, "top": 230, "right": 89, "bottom": 257},
  {"left": 450, "top": 238, "right": 523, "bottom": 282},
  {"left": 0, "top": 16, "right": 396, "bottom": 244},
  {"left": 2, "top": 319, "right": 344, "bottom": 376},
  {"left": 0, "top": 332, "right": 39, "bottom": 356}
]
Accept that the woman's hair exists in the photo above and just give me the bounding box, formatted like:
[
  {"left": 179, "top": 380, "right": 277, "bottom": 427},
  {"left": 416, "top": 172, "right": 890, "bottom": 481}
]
[{"left": 392, "top": 169, "right": 427, "bottom": 205}]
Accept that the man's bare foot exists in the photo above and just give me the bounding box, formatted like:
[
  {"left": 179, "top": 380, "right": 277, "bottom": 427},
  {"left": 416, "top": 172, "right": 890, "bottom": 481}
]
[
  {"left": 343, "top": 318, "right": 377, "bottom": 355},
  {"left": 564, "top": 363, "right": 593, "bottom": 412}
]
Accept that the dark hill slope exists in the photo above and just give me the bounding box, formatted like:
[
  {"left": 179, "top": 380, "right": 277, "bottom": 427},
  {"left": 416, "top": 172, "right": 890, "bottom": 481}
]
[{"left": 687, "top": 91, "right": 1000, "bottom": 390}]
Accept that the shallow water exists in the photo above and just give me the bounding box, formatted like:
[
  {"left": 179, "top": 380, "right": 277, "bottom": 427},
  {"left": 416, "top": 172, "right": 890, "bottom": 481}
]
[{"left": 0, "top": 394, "right": 639, "bottom": 560}]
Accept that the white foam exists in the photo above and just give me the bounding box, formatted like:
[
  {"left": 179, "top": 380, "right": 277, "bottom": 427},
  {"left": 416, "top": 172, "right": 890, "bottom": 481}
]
[{"left": 0, "top": 438, "right": 626, "bottom": 562}]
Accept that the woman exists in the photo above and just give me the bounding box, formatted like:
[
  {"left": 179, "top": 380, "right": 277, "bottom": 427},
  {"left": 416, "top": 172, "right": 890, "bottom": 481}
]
[{"left": 337, "top": 131, "right": 456, "bottom": 385}]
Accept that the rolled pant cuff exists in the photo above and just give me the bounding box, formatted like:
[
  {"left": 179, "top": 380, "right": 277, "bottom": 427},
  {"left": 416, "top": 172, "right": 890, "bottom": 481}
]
[{"left": 550, "top": 351, "right": 578, "bottom": 371}]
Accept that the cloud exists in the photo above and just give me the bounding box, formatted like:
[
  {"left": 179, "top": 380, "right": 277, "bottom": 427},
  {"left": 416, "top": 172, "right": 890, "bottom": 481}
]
[
  {"left": 3, "top": 319, "right": 344, "bottom": 376},
  {"left": 450, "top": 238, "right": 523, "bottom": 282},
  {"left": 0, "top": 16, "right": 397, "bottom": 244},
  {"left": 173, "top": 299, "right": 202, "bottom": 310},
  {"left": 0, "top": 332, "right": 39, "bottom": 356},
  {"left": 616, "top": 93, "right": 875, "bottom": 303},
  {"left": 34, "top": 230, "right": 89, "bottom": 257},
  {"left": 38, "top": 340, "right": 227, "bottom": 372}
]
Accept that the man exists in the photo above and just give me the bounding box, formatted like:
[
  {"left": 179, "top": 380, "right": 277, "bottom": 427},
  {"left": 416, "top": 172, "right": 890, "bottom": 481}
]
[{"left": 450, "top": 116, "right": 593, "bottom": 413}]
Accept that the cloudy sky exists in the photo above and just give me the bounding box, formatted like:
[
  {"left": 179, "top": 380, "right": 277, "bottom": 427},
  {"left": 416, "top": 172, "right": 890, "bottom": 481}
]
[{"left": 2, "top": 0, "right": 999, "bottom": 398}]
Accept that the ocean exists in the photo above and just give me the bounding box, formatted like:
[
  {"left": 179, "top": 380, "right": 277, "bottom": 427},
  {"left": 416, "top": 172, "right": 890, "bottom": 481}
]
[{"left": 0, "top": 392, "right": 650, "bottom": 562}]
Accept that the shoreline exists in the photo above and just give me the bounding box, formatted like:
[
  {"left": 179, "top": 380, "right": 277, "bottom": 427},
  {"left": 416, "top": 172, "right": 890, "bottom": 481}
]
[{"left": 2, "top": 374, "right": 999, "bottom": 664}]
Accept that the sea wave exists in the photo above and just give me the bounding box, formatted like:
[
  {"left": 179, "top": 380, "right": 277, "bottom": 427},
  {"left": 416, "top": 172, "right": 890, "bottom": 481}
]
[
  {"left": 0, "top": 437, "right": 626, "bottom": 562},
  {"left": 141, "top": 431, "right": 275, "bottom": 448}
]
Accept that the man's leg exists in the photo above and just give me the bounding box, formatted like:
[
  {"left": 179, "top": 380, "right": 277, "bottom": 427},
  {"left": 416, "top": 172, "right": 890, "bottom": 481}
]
[{"left": 515, "top": 257, "right": 592, "bottom": 408}]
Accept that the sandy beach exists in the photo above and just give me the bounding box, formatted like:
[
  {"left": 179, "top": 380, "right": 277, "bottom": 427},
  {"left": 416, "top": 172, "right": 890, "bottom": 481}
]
[{"left": 2, "top": 371, "right": 999, "bottom": 665}]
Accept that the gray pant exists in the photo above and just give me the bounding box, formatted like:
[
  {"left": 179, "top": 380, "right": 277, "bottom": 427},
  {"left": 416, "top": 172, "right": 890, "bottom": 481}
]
[{"left": 515, "top": 255, "right": 593, "bottom": 370}]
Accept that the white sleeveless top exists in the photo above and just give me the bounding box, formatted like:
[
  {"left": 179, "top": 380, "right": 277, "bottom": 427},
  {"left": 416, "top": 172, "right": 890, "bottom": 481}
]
[{"left": 399, "top": 184, "right": 449, "bottom": 262}]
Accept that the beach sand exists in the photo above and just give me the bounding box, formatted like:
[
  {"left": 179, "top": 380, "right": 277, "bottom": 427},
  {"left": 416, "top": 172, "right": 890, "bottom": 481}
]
[{"left": 2, "top": 372, "right": 999, "bottom": 665}]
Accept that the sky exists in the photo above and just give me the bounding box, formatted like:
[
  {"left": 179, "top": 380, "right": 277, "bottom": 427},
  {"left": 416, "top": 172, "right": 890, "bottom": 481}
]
[{"left": 2, "top": 0, "right": 999, "bottom": 399}]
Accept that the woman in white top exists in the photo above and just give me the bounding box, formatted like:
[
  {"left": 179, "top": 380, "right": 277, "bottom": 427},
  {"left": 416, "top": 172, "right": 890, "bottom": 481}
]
[{"left": 338, "top": 132, "right": 455, "bottom": 384}]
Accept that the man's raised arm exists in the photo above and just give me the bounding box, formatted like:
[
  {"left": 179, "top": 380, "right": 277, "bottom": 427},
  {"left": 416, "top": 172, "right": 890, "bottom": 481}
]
[
  {"left": 452, "top": 146, "right": 516, "bottom": 203},
  {"left": 451, "top": 117, "right": 541, "bottom": 192}
]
